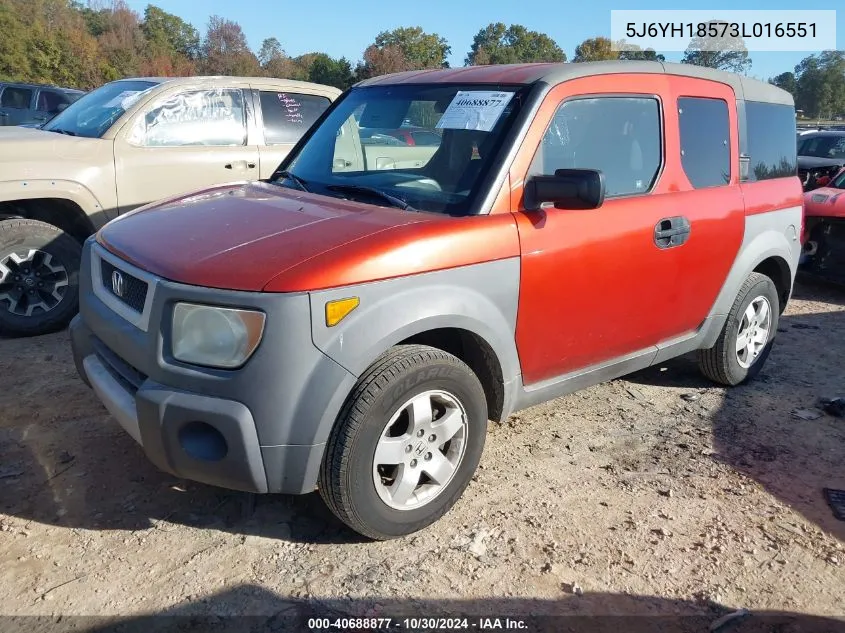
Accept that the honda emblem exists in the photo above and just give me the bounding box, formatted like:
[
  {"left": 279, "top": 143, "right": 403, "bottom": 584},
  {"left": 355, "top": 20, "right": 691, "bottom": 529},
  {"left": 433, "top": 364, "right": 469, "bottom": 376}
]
[{"left": 111, "top": 270, "right": 125, "bottom": 298}]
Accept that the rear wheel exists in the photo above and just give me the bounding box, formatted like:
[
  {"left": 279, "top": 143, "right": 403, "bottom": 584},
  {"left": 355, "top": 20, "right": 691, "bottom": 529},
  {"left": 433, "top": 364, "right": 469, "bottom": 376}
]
[
  {"left": 697, "top": 272, "right": 779, "bottom": 386},
  {"left": 0, "top": 219, "right": 81, "bottom": 337},
  {"left": 319, "top": 345, "right": 488, "bottom": 540}
]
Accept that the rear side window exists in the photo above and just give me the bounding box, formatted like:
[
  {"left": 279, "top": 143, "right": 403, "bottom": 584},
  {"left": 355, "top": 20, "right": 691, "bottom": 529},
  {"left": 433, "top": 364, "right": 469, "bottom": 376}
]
[
  {"left": 531, "top": 96, "right": 662, "bottom": 198},
  {"left": 1, "top": 87, "right": 33, "bottom": 109},
  {"left": 746, "top": 101, "right": 797, "bottom": 180},
  {"left": 259, "top": 91, "right": 331, "bottom": 144},
  {"left": 678, "top": 97, "right": 730, "bottom": 188}
]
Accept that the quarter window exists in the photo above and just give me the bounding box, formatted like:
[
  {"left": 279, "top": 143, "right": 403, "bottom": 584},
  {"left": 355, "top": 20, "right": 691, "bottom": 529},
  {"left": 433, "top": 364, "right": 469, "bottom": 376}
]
[
  {"left": 678, "top": 97, "right": 730, "bottom": 188},
  {"left": 530, "top": 96, "right": 662, "bottom": 198},
  {"left": 745, "top": 101, "right": 796, "bottom": 180},
  {"left": 259, "top": 91, "right": 330, "bottom": 144},
  {"left": 129, "top": 89, "right": 246, "bottom": 147},
  {"left": 1, "top": 87, "right": 33, "bottom": 109}
]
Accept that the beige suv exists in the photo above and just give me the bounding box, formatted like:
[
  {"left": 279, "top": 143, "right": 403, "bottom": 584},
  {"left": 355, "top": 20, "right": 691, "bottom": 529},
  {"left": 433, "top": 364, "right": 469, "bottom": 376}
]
[{"left": 0, "top": 76, "right": 340, "bottom": 336}]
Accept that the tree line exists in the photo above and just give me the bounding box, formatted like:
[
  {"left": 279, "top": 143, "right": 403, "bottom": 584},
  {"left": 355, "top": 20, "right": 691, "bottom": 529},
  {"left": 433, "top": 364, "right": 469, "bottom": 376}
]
[{"left": 0, "top": 0, "right": 842, "bottom": 119}]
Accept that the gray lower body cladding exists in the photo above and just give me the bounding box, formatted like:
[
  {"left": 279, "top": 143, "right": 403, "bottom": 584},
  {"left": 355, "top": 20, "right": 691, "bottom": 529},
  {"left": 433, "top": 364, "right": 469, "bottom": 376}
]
[{"left": 71, "top": 238, "right": 357, "bottom": 495}]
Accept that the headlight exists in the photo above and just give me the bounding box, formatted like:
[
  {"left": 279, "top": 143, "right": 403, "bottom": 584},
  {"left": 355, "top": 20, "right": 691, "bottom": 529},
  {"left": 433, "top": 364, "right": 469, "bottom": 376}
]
[{"left": 171, "top": 302, "right": 265, "bottom": 369}]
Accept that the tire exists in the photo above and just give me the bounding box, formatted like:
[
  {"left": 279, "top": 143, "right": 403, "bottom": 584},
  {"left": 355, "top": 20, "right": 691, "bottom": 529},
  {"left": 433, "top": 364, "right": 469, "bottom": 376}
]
[
  {"left": 697, "top": 272, "right": 780, "bottom": 386},
  {"left": 319, "top": 344, "right": 488, "bottom": 540},
  {"left": 0, "top": 219, "right": 82, "bottom": 337}
]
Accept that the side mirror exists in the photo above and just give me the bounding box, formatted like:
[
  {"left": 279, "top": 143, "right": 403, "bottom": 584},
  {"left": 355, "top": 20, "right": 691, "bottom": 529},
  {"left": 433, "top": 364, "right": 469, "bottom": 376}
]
[{"left": 524, "top": 168, "right": 606, "bottom": 211}]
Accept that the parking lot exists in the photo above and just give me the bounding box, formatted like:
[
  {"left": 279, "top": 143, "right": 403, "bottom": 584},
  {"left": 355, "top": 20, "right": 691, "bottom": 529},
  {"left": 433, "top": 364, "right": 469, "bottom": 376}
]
[{"left": 0, "top": 274, "right": 843, "bottom": 622}]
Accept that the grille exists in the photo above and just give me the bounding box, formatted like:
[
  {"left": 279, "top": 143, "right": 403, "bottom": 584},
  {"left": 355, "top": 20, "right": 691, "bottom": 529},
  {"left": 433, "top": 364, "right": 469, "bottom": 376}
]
[
  {"left": 100, "top": 258, "right": 148, "bottom": 313},
  {"left": 93, "top": 337, "right": 147, "bottom": 394}
]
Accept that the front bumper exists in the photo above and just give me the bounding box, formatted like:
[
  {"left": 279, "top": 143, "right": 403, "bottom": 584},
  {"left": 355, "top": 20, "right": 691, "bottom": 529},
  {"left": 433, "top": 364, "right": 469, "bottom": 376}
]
[
  {"left": 70, "top": 238, "right": 357, "bottom": 494},
  {"left": 72, "top": 315, "right": 270, "bottom": 492}
]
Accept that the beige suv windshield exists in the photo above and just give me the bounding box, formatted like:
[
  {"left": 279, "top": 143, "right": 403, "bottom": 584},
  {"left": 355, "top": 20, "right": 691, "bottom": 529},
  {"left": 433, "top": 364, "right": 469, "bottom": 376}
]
[{"left": 43, "top": 79, "right": 158, "bottom": 138}]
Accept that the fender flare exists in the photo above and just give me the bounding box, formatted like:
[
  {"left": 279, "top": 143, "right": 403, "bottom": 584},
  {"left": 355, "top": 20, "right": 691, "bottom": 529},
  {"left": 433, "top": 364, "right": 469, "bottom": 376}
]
[
  {"left": 306, "top": 260, "right": 523, "bottom": 444},
  {"left": 0, "top": 179, "right": 110, "bottom": 229},
  {"left": 701, "top": 221, "right": 799, "bottom": 348},
  {"left": 310, "top": 279, "right": 521, "bottom": 381}
]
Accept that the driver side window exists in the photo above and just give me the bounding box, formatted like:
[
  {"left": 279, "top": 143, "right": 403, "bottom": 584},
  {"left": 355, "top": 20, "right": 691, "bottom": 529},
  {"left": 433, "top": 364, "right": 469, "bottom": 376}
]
[
  {"left": 128, "top": 89, "right": 247, "bottom": 147},
  {"left": 530, "top": 96, "right": 662, "bottom": 198}
]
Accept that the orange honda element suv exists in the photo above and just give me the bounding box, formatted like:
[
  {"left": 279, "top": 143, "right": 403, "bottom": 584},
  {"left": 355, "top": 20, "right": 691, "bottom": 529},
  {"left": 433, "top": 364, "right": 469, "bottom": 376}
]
[{"left": 70, "top": 61, "right": 802, "bottom": 539}]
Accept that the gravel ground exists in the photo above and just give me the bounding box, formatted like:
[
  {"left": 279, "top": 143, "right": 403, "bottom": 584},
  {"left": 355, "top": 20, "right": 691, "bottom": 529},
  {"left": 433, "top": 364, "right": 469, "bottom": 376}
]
[{"left": 1, "top": 275, "right": 844, "bottom": 627}]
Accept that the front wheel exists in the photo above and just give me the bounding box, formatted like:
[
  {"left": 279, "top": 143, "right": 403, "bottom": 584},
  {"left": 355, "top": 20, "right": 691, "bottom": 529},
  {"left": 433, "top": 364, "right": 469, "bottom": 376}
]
[
  {"left": 319, "top": 345, "right": 488, "bottom": 540},
  {"left": 697, "top": 272, "right": 780, "bottom": 386},
  {"left": 0, "top": 219, "right": 82, "bottom": 337}
]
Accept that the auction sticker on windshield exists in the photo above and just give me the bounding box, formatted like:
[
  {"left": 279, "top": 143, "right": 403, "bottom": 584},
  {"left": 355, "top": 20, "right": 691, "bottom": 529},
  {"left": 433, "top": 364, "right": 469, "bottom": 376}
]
[
  {"left": 436, "top": 91, "right": 514, "bottom": 132},
  {"left": 103, "top": 90, "right": 146, "bottom": 110}
]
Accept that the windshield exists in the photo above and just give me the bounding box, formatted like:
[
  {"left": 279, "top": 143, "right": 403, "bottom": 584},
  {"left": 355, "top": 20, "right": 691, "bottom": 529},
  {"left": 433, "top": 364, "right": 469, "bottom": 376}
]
[
  {"left": 273, "top": 84, "right": 528, "bottom": 215},
  {"left": 43, "top": 80, "right": 157, "bottom": 138},
  {"left": 831, "top": 170, "right": 845, "bottom": 189},
  {"left": 798, "top": 135, "right": 845, "bottom": 159}
]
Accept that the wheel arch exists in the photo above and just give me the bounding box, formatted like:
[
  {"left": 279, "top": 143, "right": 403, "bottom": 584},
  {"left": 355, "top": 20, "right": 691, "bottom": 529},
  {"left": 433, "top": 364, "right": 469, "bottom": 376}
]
[
  {"left": 700, "top": 212, "right": 800, "bottom": 349},
  {"left": 0, "top": 179, "right": 111, "bottom": 243},
  {"left": 289, "top": 315, "right": 519, "bottom": 495},
  {"left": 398, "top": 327, "right": 507, "bottom": 422},
  {"left": 308, "top": 259, "right": 523, "bottom": 428},
  {"left": 315, "top": 313, "right": 520, "bottom": 427},
  {"left": 753, "top": 255, "right": 792, "bottom": 314},
  {"left": 0, "top": 197, "right": 96, "bottom": 243}
]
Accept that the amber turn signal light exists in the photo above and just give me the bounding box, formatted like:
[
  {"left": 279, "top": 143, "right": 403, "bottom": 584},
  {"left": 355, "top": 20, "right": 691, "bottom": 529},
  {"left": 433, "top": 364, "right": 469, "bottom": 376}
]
[{"left": 325, "top": 297, "right": 359, "bottom": 327}]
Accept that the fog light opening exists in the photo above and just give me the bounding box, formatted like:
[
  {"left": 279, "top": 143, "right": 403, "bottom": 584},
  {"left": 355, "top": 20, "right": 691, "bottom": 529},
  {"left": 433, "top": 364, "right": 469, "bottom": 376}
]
[{"left": 178, "top": 421, "right": 228, "bottom": 462}]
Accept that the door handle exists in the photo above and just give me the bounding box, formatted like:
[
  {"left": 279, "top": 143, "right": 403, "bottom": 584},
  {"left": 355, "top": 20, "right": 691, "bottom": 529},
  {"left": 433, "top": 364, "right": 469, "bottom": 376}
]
[
  {"left": 225, "top": 160, "right": 256, "bottom": 170},
  {"left": 0, "top": 113, "right": 8, "bottom": 117},
  {"left": 654, "top": 216, "right": 691, "bottom": 249}
]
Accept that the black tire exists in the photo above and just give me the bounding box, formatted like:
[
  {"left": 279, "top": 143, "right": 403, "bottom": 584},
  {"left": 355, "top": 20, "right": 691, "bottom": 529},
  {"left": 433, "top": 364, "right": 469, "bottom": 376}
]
[
  {"left": 0, "top": 219, "right": 82, "bottom": 337},
  {"left": 697, "top": 272, "right": 780, "bottom": 386},
  {"left": 319, "top": 344, "right": 488, "bottom": 540}
]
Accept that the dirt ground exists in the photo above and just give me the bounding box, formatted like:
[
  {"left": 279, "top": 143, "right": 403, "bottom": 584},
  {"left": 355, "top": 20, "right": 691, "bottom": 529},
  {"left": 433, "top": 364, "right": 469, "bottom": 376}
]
[{"left": 1, "top": 274, "right": 844, "bottom": 627}]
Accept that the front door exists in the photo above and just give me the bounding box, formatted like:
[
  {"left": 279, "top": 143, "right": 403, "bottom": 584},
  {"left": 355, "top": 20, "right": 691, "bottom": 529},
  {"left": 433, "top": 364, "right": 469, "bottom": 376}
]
[
  {"left": 113, "top": 86, "right": 260, "bottom": 213},
  {"left": 512, "top": 74, "right": 745, "bottom": 385}
]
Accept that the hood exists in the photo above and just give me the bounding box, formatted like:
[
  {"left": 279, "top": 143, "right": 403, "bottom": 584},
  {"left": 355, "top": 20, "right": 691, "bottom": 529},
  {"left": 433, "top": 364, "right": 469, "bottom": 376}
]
[
  {"left": 798, "top": 155, "right": 845, "bottom": 170},
  {"left": 0, "top": 126, "right": 106, "bottom": 167},
  {"left": 98, "top": 182, "right": 521, "bottom": 292},
  {"left": 0, "top": 126, "right": 49, "bottom": 141},
  {"left": 98, "top": 182, "right": 425, "bottom": 291},
  {"left": 804, "top": 186, "right": 845, "bottom": 219}
]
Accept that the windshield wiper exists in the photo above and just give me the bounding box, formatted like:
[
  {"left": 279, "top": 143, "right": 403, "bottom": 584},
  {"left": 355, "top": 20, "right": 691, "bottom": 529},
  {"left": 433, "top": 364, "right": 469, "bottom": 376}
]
[
  {"left": 48, "top": 128, "right": 76, "bottom": 136},
  {"left": 326, "top": 184, "right": 415, "bottom": 211},
  {"left": 273, "top": 170, "right": 310, "bottom": 192}
]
